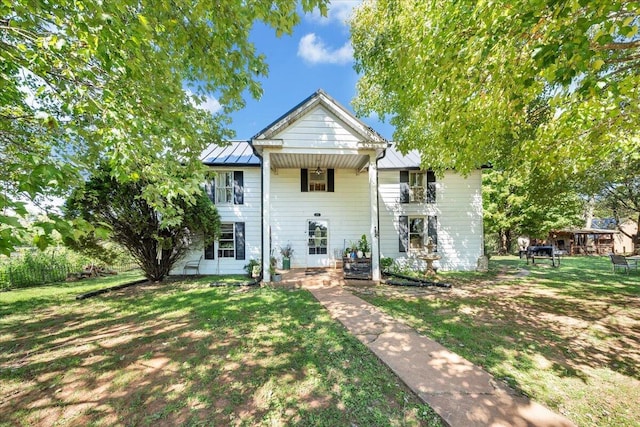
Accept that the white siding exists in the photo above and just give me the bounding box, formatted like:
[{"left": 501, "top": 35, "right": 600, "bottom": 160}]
[
  {"left": 378, "top": 170, "right": 483, "bottom": 271},
  {"left": 275, "top": 106, "right": 364, "bottom": 149},
  {"left": 270, "top": 168, "right": 372, "bottom": 268},
  {"left": 172, "top": 167, "right": 262, "bottom": 276}
]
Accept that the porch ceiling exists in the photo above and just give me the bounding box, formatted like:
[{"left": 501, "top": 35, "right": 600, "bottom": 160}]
[{"left": 270, "top": 153, "right": 370, "bottom": 171}]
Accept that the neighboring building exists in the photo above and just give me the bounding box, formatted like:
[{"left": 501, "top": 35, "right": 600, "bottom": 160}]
[
  {"left": 173, "top": 90, "right": 484, "bottom": 281},
  {"left": 615, "top": 219, "right": 638, "bottom": 254},
  {"left": 548, "top": 228, "right": 617, "bottom": 255}
]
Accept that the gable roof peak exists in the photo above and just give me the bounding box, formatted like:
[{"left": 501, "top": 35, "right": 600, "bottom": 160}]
[{"left": 251, "top": 89, "right": 386, "bottom": 144}]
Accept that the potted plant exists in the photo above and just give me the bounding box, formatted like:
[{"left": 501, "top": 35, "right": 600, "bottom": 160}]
[
  {"left": 280, "top": 243, "right": 294, "bottom": 270},
  {"left": 270, "top": 256, "right": 281, "bottom": 282},
  {"left": 349, "top": 241, "right": 359, "bottom": 259},
  {"left": 359, "top": 234, "right": 371, "bottom": 258},
  {"left": 244, "top": 259, "right": 261, "bottom": 278}
]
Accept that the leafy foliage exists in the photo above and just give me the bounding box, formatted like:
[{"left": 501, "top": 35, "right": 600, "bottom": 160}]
[
  {"left": 64, "top": 166, "right": 221, "bottom": 281},
  {"left": 351, "top": 1, "right": 639, "bottom": 178},
  {"left": 483, "top": 169, "right": 584, "bottom": 253},
  {"left": 0, "top": 0, "right": 327, "bottom": 255},
  {"left": 587, "top": 156, "right": 640, "bottom": 246}
]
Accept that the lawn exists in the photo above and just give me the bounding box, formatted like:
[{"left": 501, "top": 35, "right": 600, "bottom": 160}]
[
  {"left": 0, "top": 274, "right": 442, "bottom": 426},
  {"left": 348, "top": 256, "right": 640, "bottom": 427}
]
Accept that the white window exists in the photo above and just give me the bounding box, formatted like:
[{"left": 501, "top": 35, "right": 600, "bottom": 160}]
[
  {"left": 308, "top": 169, "right": 327, "bottom": 192},
  {"left": 218, "top": 223, "right": 235, "bottom": 258},
  {"left": 409, "top": 171, "right": 425, "bottom": 202},
  {"left": 409, "top": 217, "right": 425, "bottom": 250},
  {"left": 215, "top": 172, "right": 233, "bottom": 204}
]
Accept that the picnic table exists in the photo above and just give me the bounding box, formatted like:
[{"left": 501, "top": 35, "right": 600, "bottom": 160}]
[{"left": 526, "top": 245, "right": 560, "bottom": 267}]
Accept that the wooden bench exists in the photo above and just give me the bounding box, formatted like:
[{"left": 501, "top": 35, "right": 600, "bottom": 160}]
[{"left": 526, "top": 246, "right": 560, "bottom": 267}]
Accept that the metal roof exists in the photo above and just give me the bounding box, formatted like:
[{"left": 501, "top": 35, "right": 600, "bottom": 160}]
[
  {"left": 378, "top": 144, "right": 422, "bottom": 169},
  {"left": 200, "top": 140, "right": 423, "bottom": 170},
  {"left": 201, "top": 141, "right": 260, "bottom": 166}
]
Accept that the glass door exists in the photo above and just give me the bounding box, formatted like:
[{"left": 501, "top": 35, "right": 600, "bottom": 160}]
[{"left": 307, "top": 220, "right": 329, "bottom": 268}]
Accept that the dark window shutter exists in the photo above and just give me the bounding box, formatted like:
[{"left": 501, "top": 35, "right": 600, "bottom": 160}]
[
  {"left": 327, "top": 168, "right": 335, "bottom": 192},
  {"left": 204, "top": 242, "right": 215, "bottom": 260},
  {"left": 235, "top": 222, "right": 245, "bottom": 260},
  {"left": 205, "top": 178, "right": 215, "bottom": 203},
  {"left": 426, "top": 171, "right": 436, "bottom": 203},
  {"left": 400, "top": 171, "right": 409, "bottom": 203},
  {"left": 233, "top": 171, "right": 244, "bottom": 205},
  {"left": 399, "top": 215, "right": 408, "bottom": 252},
  {"left": 428, "top": 216, "right": 438, "bottom": 251},
  {"left": 301, "top": 169, "right": 308, "bottom": 192}
]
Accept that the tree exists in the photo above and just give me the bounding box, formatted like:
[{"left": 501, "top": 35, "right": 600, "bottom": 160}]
[
  {"left": 587, "top": 155, "right": 640, "bottom": 249},
  {"left": 483, "top": 168, "right": 584, "bottom": 254},
  {"left": 65, "top": 167, "right": 220, "bottom": 282},
  {"left": 0, "top": 0, "right": 327, "bottom": 255},
  {"left": 351, "top": 1, "right": 639, "bottom": 178}
]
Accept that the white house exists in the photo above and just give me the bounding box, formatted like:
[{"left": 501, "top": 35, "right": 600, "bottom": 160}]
[{"left": 174, "top": 90, "right": 484, "bottom": 282}]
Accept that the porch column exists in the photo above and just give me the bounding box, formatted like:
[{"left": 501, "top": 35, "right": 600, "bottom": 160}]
[
  {"left": 262, "top": 150, "right": 271, "bottom": 283},
  {"left": 369, "top": 154, "right": 380, "bottom": 281}
]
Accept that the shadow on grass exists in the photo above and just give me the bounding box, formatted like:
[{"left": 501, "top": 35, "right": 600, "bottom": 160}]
[
  {"left": 352, "top": 256, "right": 640, "bottom": 427},
  {"left": 0, "top": 277, "right": 441, "bottom": 426}
]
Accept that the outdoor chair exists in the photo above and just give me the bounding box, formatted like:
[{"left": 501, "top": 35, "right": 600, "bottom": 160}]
[
  {"left": 609, "top": 254, "right": 631, "bottom": 274},
  {"left": 183, "top": 255, "right": 203, "bottom": 275}
]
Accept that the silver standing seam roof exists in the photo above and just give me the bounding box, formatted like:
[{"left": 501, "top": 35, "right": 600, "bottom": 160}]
[
  {"left": 201, "top": 141, "right": 260, "bottom": 166},
  {"left": 200, "top": 141, "right": 421, "bottom": 169}
]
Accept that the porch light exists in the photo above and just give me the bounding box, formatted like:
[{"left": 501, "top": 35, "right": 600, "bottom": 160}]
[{"left": 315, "top": 165, "right": 322, "bottom": 175}]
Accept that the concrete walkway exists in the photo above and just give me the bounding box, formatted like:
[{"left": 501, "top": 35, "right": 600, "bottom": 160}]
[{"left": 305, "top": 283, "right": 576, "bottom": 427}]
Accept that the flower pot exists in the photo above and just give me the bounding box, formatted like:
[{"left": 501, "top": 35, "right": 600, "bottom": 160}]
[
  {"left": 282, "top": 257, "right": 291, "bottom": 270},
  {"left": 252, "top": 265, "right": 261, "bottom": 278}
]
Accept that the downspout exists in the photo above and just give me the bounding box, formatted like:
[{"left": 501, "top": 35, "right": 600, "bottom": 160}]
[
  {"left": 374, "top": 143, "right": 390, "bottom": 278},
  {"left": 249, "top": 141, "right": 265, "bottom": 282}
]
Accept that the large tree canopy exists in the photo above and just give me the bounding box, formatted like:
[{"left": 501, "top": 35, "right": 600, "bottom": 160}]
[
  {"left": 351, "top": 0, "right": 639, "bottom": 177},
  {"left": 0, "top": 0, "right": 327, "bottom": 255},
  {"left": 483, "top": 168, "right": 584, "bottom": 253},
  {"left": 65, "top": 166, "right": 221, "bottom": 282}
]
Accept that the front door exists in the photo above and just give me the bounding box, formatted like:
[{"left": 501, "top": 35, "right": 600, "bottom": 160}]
[{"left": 307, "top": 220, "right": 329, "bottom": 268}]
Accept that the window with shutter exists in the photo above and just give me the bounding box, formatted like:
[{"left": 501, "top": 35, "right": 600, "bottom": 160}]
[
  {"left": 302, "top": 169, "right": 335, "bottom": 192},
  {"left": 428, "top": 215, "right": 438, "bottom": 250},
  {"left": 215, "top": 172, "right": 233, "bottom": 204},
  {"left": 218, "top": 223, "right": 235, "bottom": 258},
  {"left": 204, "top": 179, "right": 215, "bottom": 203},
  {"left": 399, "top": 171, "right": 409, "bottom": 203},
  {"left": 409, "top": 171, "right": 425, "bottom": 202},
  {"left": 426, "top": 171, "right": 436, "bottom": 203},
  {"left": 204, "top": 241, "right": 215, "bottom": 260},
  {"left": 233, "top": 171, "right": 244, "bottom": 205},
  {"left": 399, "top": 215, "right": 408, "bottom": 252},
  {"left": 235, "top": 222, "right": 245, "bottom": 260}
]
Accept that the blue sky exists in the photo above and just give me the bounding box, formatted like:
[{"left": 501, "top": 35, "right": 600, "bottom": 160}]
[{"left": 212, "top": 1, "right": 395, "bottom": 141}]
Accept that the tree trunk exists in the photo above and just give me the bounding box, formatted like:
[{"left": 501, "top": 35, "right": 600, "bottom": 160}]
[
  {"left": 584, "top": 197, "right": 595, "bottom": 228},
  {"left": 498, "top": 229, "right": 512, "bottom": 255}
]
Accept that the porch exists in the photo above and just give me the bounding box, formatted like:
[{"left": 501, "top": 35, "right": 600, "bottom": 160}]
[{"left": 274, "top": 267, "right": 377, "bottom": 288}]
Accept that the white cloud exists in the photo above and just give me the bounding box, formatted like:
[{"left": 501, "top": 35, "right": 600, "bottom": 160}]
[
  {"left": 186, "top": 90, "right": 222, "bottom": 114},
  {"left": 307, "top": 1, "right": 361, "bottom": 26},
  {"left": 297, "top": 33, "right": 354, "bottom": 65}
]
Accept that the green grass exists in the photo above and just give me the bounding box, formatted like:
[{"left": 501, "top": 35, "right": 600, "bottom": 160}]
[
  {"left": 0, "top": 274, "right": 442, "bottom": 426},
  {"left": 0, "top": 270, "right": 145, "bottom": 316},
  {"left": 352, "top": 256, "right": 640, "bottom": 427}
]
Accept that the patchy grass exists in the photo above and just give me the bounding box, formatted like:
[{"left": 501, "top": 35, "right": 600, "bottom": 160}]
[
  {"left": 350, "top": 256, "right": 640, "bottom": 427},
  {"left": 0, "top": 274, "right": 442, "bottom": 426},
  {"left": 0, "top": 270, "right": 145, "bottom": 316}
]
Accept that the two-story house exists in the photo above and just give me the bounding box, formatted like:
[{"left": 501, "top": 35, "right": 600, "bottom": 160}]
[{"left": 174, "top": 90, "right": 484, "bottom": 282}]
